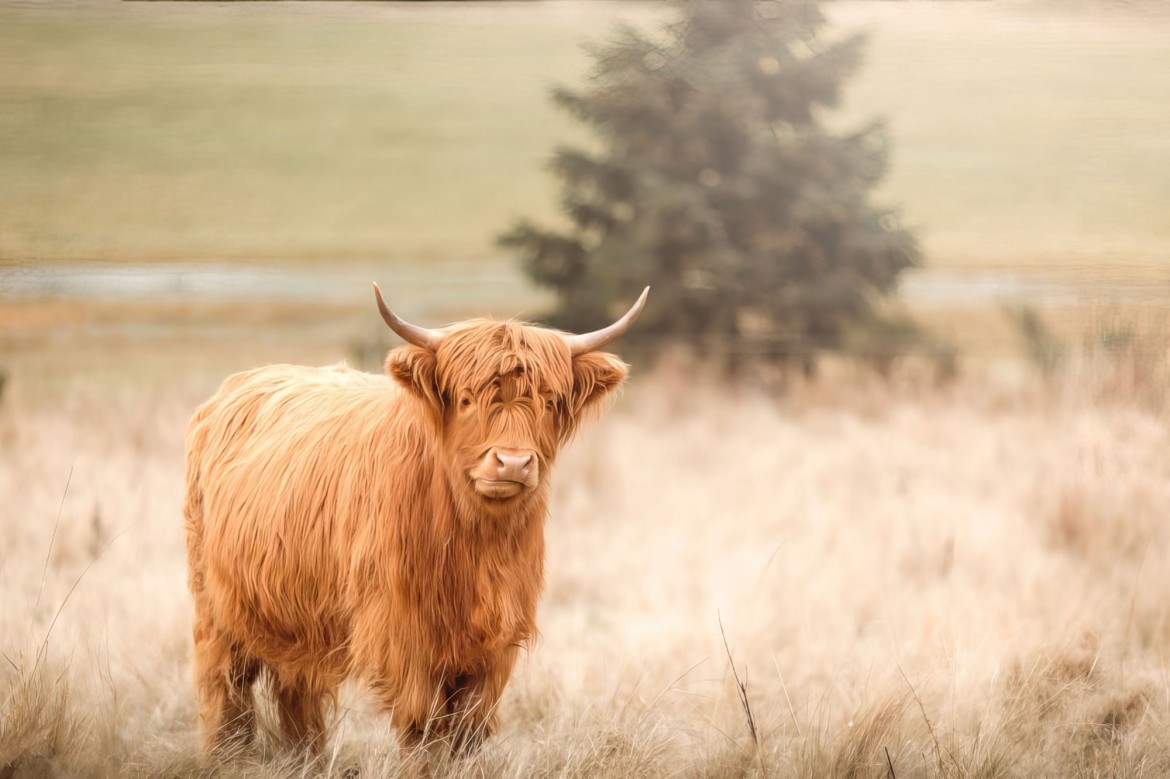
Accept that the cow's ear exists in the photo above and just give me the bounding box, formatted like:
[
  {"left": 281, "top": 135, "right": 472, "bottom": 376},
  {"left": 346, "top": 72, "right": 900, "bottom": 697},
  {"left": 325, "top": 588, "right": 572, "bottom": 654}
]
[
  {"left": 571, "top": 351, "right": 629, "bottom": 417},
  {"left": 386, "top": 346, "right": 442, "bottom": 408}
]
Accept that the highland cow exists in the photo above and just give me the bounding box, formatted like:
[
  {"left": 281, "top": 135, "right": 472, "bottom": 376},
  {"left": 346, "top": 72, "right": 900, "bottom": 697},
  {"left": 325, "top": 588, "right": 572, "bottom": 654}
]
[{"left": 183, "top": 284, "right": 647, "bottom": 757}]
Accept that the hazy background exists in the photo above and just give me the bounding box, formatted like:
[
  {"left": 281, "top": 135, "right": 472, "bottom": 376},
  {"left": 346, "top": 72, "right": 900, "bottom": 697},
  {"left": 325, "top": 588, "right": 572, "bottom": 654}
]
[
  {"left": 3, "top": 0, "right": 1168, "bottom": 377},
  {"left": 2, "top": 1, "right": 1169, "bottom": 776}
]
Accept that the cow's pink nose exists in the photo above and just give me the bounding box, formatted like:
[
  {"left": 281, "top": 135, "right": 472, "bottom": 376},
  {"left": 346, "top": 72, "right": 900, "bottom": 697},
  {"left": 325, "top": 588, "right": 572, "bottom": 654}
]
[{"left": 493, "top": 449, "right": 535, "bottom": 483}]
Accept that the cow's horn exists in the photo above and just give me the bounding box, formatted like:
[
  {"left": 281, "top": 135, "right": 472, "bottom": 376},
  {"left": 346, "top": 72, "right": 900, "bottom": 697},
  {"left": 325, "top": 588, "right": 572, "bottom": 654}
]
[
  {"left": 373, "top": 282, "right": 444, "bottom": 351},
  {"left": 564, "top": 287, "right": 650, "bottom": 356}
]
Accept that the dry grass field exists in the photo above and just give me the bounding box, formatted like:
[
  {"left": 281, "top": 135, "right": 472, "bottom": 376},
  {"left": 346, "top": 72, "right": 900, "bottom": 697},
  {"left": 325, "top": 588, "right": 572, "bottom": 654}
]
[{"left": 2, "top": 343, "right": 1170, "bottom": 777}]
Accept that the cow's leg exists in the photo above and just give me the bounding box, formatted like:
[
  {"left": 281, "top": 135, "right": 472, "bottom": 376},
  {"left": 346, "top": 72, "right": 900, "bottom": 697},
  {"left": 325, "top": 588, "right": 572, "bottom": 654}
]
[
  {"left": 383, "top": 666, "right": 450, "bottom": 754},
  {"left": 389, "top": 691, "right": 443, "bottom": 750},
  {"left": 392, "top": 715, "right": 429, "bottom": 751},
  {"left": 447, "top": 648, "right": 518, "bottom": 755},
  {"left": 383, "top": 656, "right": 515, "bottom": 757},
  {"left": 193, "top": 620, "right": 260, "bottom": 754},
  {"left": 276, "top": 683, "right": 327, "bottom": 754}
]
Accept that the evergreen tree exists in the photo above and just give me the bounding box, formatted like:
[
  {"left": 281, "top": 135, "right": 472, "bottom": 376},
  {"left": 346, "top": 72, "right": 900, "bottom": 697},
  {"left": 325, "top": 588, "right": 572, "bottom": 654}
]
[{"left": 499, "top": 0, "right": 921, "bottom": 375}]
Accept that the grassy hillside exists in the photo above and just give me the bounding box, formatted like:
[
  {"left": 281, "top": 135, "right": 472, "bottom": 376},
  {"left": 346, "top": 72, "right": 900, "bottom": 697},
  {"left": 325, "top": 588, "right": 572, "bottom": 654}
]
[
  {"left": 0, "top": 2, "right": 661, "bottom": 265},
  {"left": 829, "top": 2, "right": 1170, "bottom": 276},
  {"left": 1, "top": 1, "right": 1168, "bottom": 278}
]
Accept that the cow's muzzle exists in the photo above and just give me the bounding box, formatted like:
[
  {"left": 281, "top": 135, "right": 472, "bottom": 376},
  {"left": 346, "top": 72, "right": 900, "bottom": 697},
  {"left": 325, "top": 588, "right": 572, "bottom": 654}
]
[{"left": 471, "top": 448, "right": 539, "bottom": 499}]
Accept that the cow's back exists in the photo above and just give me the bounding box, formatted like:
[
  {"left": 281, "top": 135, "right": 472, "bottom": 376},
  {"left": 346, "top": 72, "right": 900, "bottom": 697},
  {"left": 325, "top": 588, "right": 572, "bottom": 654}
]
[{"left": 184, "top": 363, "right": 419, "bottom": 676}]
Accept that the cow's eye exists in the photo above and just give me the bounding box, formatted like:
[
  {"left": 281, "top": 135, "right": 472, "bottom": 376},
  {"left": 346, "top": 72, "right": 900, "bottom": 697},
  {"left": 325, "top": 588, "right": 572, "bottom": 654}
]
[{"left": 459, "top": 395, "right": 473, "bottom": 409}]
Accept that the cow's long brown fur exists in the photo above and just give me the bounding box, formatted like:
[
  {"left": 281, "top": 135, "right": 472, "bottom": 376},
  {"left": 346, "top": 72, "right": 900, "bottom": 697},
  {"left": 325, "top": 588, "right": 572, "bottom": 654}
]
[{"left": 184, "top": 319, "right": 629, "bottom": 756}]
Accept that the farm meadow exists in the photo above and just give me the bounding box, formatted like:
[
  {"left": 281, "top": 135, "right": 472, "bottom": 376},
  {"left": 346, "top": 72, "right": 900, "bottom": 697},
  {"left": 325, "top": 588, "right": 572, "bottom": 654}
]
[{"left": 2, "top": 2, "right": 1170, "bottom": 776}]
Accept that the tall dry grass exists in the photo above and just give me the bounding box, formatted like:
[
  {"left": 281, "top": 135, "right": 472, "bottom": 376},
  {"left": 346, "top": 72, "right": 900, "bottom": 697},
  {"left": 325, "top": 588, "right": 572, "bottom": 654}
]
[{"left": 2, "top": 357, "right": 1169, "bottom": 777}]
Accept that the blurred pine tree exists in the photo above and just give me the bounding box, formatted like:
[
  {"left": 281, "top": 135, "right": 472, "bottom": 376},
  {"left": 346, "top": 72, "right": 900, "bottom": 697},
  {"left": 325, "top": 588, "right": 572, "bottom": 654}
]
[{"left": 499, "top": 0, "right": 921, "bottom": 376}]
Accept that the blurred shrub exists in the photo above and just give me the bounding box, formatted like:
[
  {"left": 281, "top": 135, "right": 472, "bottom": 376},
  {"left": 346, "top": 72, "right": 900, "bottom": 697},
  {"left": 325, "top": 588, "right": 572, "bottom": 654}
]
[
  {"left": 1080, "top": 309, "right": 1170, "bottom": 411},
  {"left": 1006, "top": 304, "right": 1170, "bottom": 411},
  {"left": 1005, "top": 304, "right": 1065, "bottom": 381},
  {"left": 843, "top": 312, "right": 958, "bottom": 384},
  {"left": 500, "top": 0, "right": 922, "bottom": 379}
]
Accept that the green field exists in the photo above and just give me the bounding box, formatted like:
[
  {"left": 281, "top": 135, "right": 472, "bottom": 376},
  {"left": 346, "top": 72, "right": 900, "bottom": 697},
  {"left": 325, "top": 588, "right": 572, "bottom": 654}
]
[
  {"left": 829, "top": 2, "right": 1170, "bottom": 277},
  {"left": 1, "top": 0, "right": 1168, "bottom": 279},
  {"left": 0, "top": 2, "right": 661, "bottom": 265}
]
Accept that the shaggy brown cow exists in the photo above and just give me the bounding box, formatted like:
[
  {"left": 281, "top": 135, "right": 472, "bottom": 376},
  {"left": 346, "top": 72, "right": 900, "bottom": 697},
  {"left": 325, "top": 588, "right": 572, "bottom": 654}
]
[{"left": 183, "top": 284, "right": 647, "bottom": 757}]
